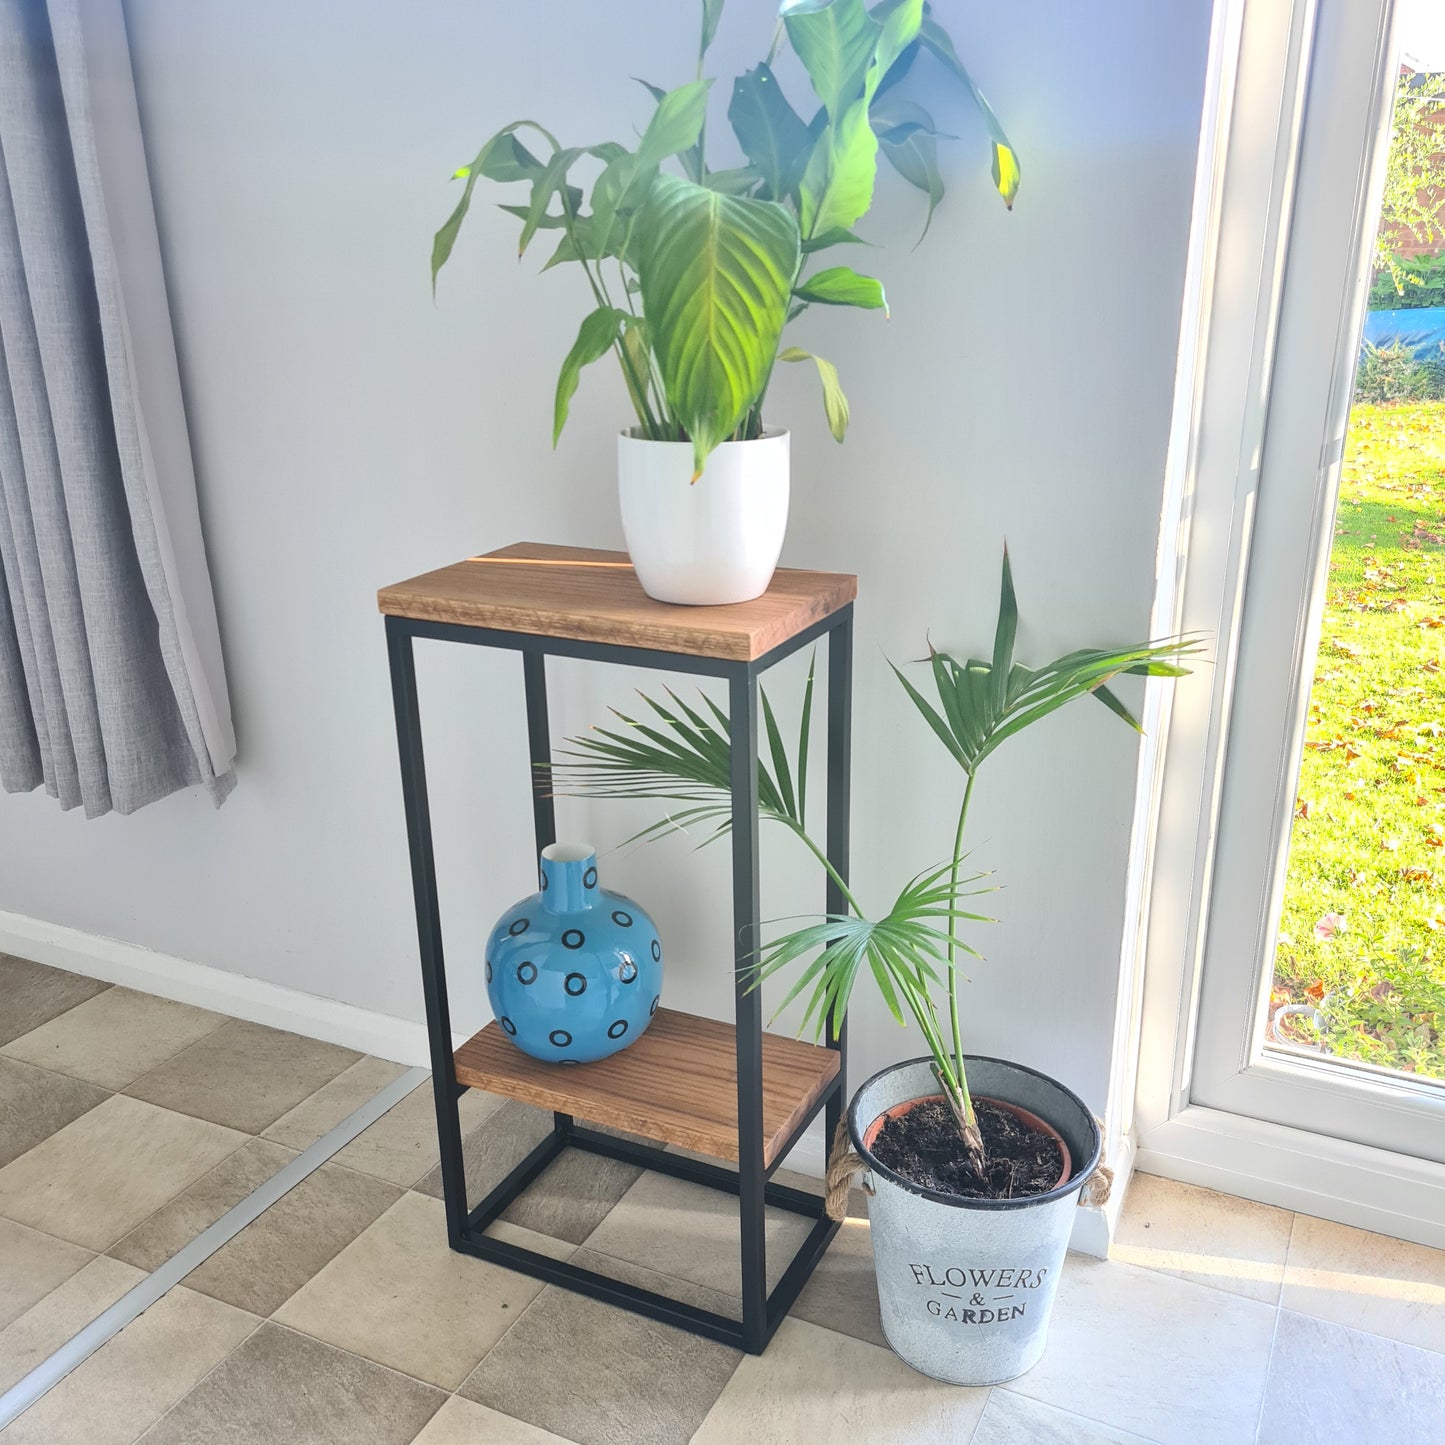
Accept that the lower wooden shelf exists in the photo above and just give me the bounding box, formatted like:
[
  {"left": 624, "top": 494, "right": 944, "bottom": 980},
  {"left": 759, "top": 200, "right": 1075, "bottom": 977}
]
[{"left": 453, "top": 1006, "right": 839, "bottom": 1168}]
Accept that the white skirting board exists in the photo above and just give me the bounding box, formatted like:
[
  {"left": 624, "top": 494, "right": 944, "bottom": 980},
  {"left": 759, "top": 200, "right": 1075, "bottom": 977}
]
[
  {"left": 0, "top": 908, "right": 1120, "bottom": 1254},
  {"left": 0, "top": 910, "right": 461, "bottom": 1065}
]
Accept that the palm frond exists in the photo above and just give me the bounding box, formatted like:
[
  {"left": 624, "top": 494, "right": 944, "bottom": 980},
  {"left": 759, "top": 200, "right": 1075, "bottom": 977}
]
[
  {"left": 552, "top": 656, "right": 817, "bottom": 848},
  {"left": 751, "top": 860, "right": 994, "bottom": 1042},
  {"left": 896, "top": 548, "right": 1205, "bottom": 776}
]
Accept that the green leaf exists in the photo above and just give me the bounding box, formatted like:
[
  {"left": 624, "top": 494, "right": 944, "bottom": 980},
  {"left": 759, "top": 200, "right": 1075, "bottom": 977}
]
[
  {"left": 991, "top": 545, "right": 1017, "bottom": 712},
  {"left": 539, "top": 223, "right": 590, "bottom": 271},
  {"left": 800, "top": 227, "right": 869, "bottom": 253},
  {"left": 553, "top": 307, "right": 629, "bottom": 446},
  {"left": 1092, "top": 683, "right": 1143, "bottom": 732},
  {"left": 633, "top": 77, "right": 668, "bottom": 104},
  {"left": 783, "top": 0, "right": 882, "bottom": 123},
  {"left": 496, "top": 184, "right": 583, "bottom": 230},
  {"left": 890, "top": 550, "right": 1202, "bottom": 776},
  {"left": 872, "top": 95, "right": 945, "bottom": 239},
  {"left": 618, "top": 316, "right": 655, "bottom": 424},
  {"left": 918, "top": 16, "right": 1020, "bottom": 208},
  {"left": 794, "top": 2, "right": 921, "bottom": 238},
  {"left": 431, "top": 120, "right": 557, "bottom": 292},
  {"left": 638, "top": 175, "right": 801, "bottom": 475},
  {"left": 797, "top": 98, "right": 879, "bottom": 237},
  {"left": 637, "top": 78, "right": 714, "bottom": 169},
  {"left": 728, "top": 63, "right": 815, "bottom": 202},
  {"left": 700, "top": 0, "right": 726, "bottom": 59},
  {"left": 870, "top": 0, "right": 924, "bottom": 86},
  {"left": 777, "top": 347, "right": 849, "bottom": 441},
  {"left": 794, "top": 265, "right": 887, "bottom": 313},
  {"left": 518, "top": 147, "right": 582, "bottom": 256},
  {"left": 760, "top": 688, "right": 797, "bottom": 821},
  {"left": 703, "top": 165, "right": 765, "bottom": 196},
  {"left": 890, "top": 659, "right": 967, "bottom": 766},
  {"left": 473, "top": 132, "right": 545, "bottom": 184}
]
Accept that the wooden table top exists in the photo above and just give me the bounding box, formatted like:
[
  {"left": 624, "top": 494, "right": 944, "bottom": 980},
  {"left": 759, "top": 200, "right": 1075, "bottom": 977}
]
[
  {"left": 377, "top": 542, "right": 856, "bottom": 661},
  {"left": 453, "top": 1005, "right": 840, "bottom": 1167}
]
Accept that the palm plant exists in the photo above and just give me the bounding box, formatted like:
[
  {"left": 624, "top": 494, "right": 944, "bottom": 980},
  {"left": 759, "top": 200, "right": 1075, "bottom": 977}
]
[
  {"left": 555, "top": 550, "right": 1200, "bottom": 1171},
  {"left": 430, "top": 0, "right": 1018, "bottom": 475}
]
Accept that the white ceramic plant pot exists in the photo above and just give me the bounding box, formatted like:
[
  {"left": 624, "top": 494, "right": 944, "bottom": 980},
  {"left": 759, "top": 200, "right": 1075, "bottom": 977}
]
[
  {"left": 849, "top": 1056, "right": 1101, "bottom": 1387},
  {"left": 617, "top": 430, "right": 789, "bottom": 605}
]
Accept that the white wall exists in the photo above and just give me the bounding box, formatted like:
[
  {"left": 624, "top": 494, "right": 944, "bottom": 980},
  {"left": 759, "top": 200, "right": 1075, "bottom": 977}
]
[{"left": 0, "top": 0, "right": 1212, "bottom": 1111}]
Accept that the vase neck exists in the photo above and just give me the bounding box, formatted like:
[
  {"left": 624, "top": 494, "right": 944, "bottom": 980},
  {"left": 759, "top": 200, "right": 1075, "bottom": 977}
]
[{"left": 540, "top": 843, "right": 599, "bottom": 914}]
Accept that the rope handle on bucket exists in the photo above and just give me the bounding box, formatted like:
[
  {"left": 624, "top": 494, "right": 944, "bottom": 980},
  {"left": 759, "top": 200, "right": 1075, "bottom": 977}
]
[
  {"left": 822, "top": 1115, "right": 1114, "bottom": 1221},
  {"left": 824, "top": 1119, "right": 874, "bottom": 1222}
]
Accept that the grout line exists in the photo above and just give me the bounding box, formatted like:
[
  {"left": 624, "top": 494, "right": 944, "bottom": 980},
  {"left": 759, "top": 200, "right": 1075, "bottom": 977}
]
[
  {"left": 1251, "top": 1297, "right": 1286, "bottom": 1443},
  {"left": 131, "top": 1313, "right": 269, "bottom": 1445},
  {"left": 0, "top": 1064, "right": 428, "bottom": 1430}
]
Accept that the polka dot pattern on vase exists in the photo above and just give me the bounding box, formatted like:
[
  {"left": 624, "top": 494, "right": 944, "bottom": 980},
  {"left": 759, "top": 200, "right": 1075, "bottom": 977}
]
[{"left": 483, "top": 843, "right": 664, "bottom": 1065}]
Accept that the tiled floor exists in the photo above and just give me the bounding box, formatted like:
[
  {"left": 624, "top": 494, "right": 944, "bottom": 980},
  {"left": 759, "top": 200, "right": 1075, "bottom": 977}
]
[{"left": 4, "top": 955, "right": 1445, "bottom": 1443}]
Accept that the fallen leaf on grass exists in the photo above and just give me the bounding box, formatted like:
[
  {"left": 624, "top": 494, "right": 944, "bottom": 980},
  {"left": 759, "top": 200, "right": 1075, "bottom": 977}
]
[{"left": 1401, "top": 866, "right": 1434, "bottom": 882}]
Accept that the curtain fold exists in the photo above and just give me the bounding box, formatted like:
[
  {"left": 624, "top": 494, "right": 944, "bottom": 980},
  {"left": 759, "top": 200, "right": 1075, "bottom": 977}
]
[{"left": 0, "top": 0, "right": 235, "bottom": 816}]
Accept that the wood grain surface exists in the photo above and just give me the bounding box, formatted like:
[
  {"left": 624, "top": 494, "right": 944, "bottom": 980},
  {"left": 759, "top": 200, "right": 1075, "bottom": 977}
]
[
  {"left": 377, "top": 542, "right": 856, "bottom": 661},
  {"left": 452, "top": 1005, "right": 839, "bottom": 1165}
]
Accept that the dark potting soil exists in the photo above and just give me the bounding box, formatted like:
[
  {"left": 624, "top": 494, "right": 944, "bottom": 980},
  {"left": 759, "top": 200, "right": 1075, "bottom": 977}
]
[{"left": 869, "top": 1098, "right": 1066, "bottom": 1201}]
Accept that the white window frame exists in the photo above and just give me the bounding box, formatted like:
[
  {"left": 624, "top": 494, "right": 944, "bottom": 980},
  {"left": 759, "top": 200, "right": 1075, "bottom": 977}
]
[{"left": 1123, "top": 0, "right": 1445, "bottom": 1250}]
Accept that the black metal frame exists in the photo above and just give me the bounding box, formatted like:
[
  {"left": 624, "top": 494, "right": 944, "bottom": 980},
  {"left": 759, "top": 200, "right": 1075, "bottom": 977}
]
[{"left": 384, "top": 602, "right": 853, "bottom": 1353}]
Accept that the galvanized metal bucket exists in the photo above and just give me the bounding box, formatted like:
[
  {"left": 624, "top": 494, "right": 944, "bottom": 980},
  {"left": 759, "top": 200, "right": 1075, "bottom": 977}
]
[{"left": 848, "top": 1056, "right": 1102, "bottom": 1386}]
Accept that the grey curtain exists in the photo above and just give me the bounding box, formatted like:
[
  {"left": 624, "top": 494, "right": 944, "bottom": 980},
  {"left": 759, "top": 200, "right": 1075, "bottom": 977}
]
[{"left": 0, "top": 0, "right": 235, "bottom": 816}]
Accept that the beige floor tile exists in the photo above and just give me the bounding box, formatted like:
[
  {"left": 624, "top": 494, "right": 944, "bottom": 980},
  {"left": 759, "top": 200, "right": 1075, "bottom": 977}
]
[
  {"left": 1112, "top": 1172, "right": 1294, "bottom": 1305},
  {"left": 2, "top": 988, "right": 224, "bottom": 1090},
  {"left": 691, "top": 1316, "right": 989, "bottom": 1445},
  {"left": 1281, "top": 1211, "right": 1445, "bottom": 1355},
  {"left": 1257, "top": 1309, "right": 1445, "bottom": 1445},
  {"left": 411, "top": 1395, "right": 574, "bottom": 1445},
  {"left": 261, "top": 1055, "right": 411, "bottom": 1151},
  {"left": 0, "top": 1056, "right": 108, "bottom": 1169},
  {"left": 135, "top": 1322, "right": 444, "bottom": 1445},
  {"left": 790, "top": 1199, "right": 886, "bottom": 1348},
  {"left": 977, "top": 1392, "right": 1157, "bottom": 1444},
  {"left": 125, "top": 1018, "right": 360, "bottom": 1134},
  {"left": 274, "top": 1190, "right": 543, "bottom": 1389},
  {"left": 0, "top": 1286, "right": 256, "bottom": 1445},
  {"left": 331, "top": 1077, "right": 503, "bottom": 1187},
  {"left": 460, "top": 1282, "right": 742, "bottom": 1445},
  {"left": 0, "top": 1218, "right": 92, "bottom": 1330},
  {"left": 110, "top": 1137, "right": 297, "bottom": 1272},
  {"left": 0, "top": 1256, "right": 145, "bottom": 1394},
  {"left": 0, "top": 956, "right": 110, "bottom": 1047},
  {"left": 580, "top": 1169, "right": 814, "bottom": 1295},
  {"left": 484, "top": 1217, "right": 580, "bottom": 1263},
  {"left": 569, "top": 1246, "right": 743, "bottom": 1318},
  {"left": 182, "top": 1160, "right": 402, "bottom": 1316},
  {"left": 1004, "top": 1255, "right": 1277, "bottom": 1445},
  {"left": 0, "top": 1093, "right": 246, "bottom": 1250},
  {"left": 414, "top": 1099, "right": 641, "bottom": 1243}
]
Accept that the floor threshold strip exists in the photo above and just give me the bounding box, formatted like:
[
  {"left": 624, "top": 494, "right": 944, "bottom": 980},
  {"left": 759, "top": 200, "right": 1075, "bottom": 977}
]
[{"left": 0, "top": 1064, "right": 429, "bottom": 1430}]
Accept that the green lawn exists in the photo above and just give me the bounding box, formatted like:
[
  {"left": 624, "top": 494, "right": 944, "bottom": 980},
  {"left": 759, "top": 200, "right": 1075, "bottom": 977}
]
[{"left": 1273, "top": 400, "right": 1445, "bottom": 1078}]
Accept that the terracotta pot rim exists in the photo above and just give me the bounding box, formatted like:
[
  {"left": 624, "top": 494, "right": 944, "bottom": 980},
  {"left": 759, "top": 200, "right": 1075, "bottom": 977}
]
[
  {"left": 860, "top": 1093, "right": 1071, "bottom": 1198},
  {"left": 848, "top": 1055, "right": 1101, "bottom": 1212}
]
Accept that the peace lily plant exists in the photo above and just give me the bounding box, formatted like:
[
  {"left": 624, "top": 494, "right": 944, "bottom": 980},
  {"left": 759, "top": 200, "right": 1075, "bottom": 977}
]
[
  {"left": 431, "top": 0, "right": 1018, "bottom": 604},
  {"left": 555, "top": 551, "right": 1199, "bottom": 1383}
]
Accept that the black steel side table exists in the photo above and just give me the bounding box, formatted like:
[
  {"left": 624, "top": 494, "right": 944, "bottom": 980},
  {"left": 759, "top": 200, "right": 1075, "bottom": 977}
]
[{"left": 380, "top": 541, "right": 855, "bottom": 1353}]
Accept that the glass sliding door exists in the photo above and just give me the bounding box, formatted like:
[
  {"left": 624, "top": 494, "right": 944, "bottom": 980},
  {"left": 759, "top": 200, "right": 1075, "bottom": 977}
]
[{"left": 1189, "top": 0, "right": 1445, "bottom": 1164}]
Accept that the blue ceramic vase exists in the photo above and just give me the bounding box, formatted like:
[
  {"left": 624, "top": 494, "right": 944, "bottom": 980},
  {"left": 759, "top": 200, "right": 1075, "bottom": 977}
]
[{"left": 484, "top": 843, "right": 663, "bottom": 1064}]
